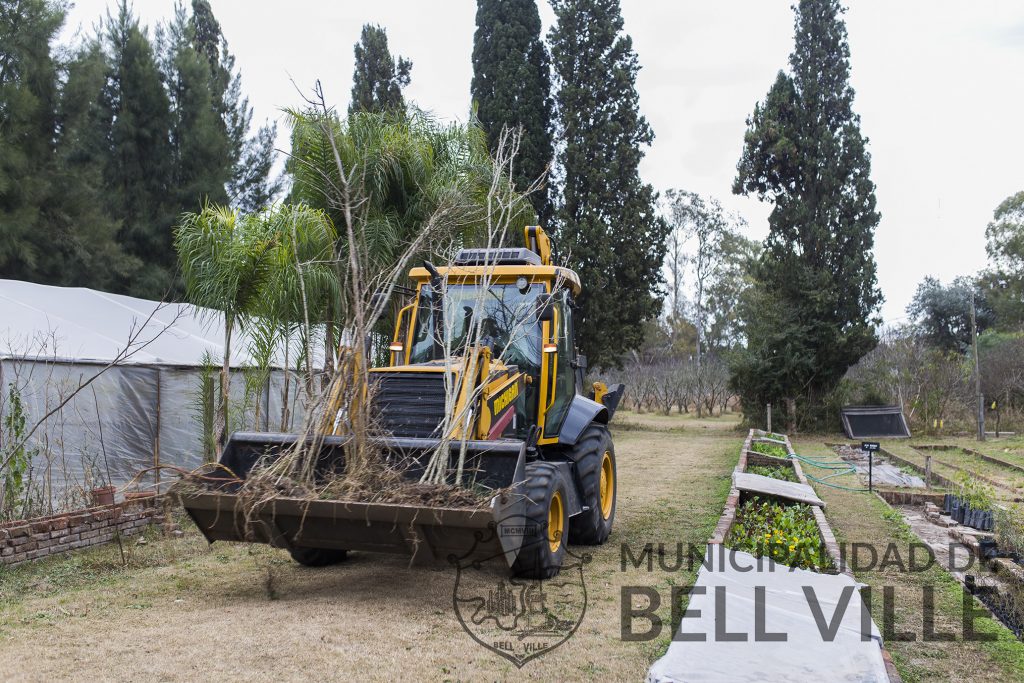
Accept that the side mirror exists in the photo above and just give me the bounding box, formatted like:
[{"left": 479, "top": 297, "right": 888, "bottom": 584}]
[{"left": 536, "top": 294, "right": 555, "bottom": 322}]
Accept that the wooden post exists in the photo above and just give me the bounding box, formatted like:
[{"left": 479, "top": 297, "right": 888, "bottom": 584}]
[
  {"left": 970, "top": 297, "right": 985, "bottom": 441},
  {"left": 925, "top": 455, "right": 932, "bottom": 489},
  {"left": 154, "top": 370, "right": 162, "bottom": 494},
  {"left": 766, "top": 403, "right": 772, "bottom": 433}
]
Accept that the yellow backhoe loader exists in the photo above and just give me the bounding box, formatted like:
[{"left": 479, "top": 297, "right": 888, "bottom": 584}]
[{"left": 178, "top": 226, "right": 625, "bottom": 578}]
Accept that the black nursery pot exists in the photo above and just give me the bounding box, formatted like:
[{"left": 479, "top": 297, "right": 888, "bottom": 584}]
[{"left": 943, "top": 494, "right": 952, "bottom": 514}]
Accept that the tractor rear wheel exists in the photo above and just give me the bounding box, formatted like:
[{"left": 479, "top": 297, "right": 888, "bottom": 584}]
[
  {"left": 289, "top": 547, "right": 348, "bottom": 567},
  {"left": 568, "top": 423, "right": 616, "bottom": 545},
  {"left": 511, "top": 461, "right": 568, "bottom": 579}
]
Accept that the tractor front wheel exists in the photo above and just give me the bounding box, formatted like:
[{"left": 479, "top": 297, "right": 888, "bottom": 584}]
[{"left": 511, "top": 461, "right": 569, "bottom": 579}]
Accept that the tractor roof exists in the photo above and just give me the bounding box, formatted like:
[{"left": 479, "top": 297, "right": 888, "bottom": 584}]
[{"left": 407, "top": 264, "right": 581, "bottom": 295}]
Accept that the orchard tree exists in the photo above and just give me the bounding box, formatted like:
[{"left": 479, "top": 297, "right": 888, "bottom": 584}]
[
  {"left": 549, "top": 0, "right": 669, "bottom": 370},
  {"left": 349, "top": 24, "right": 411, "bottom": 115},
  {"left": 732, "top": 0, "right": 881, "bottom": 427},
  {"left": 471, "top": 0, "right": 554, "bottom": 226}
]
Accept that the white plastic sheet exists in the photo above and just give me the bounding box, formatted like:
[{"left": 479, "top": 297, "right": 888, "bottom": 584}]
[
  {"left": 0, "top": 280, "right": 321, "bottom": 503},
  {"left": 648, "top": 547, "right": 889, "bottom": 683}
]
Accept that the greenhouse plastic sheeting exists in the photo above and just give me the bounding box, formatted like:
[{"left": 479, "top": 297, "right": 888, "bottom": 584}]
[
  {"left": 0, "top": 278, "right": 323, "bottom": 366},
  {"left": 648, "top": 547, "right": 889, "bottom": 683},
  {"left": 0, "top": 280, "right": 318, "bottom": 504},
  {"left": 0, "top": 360, "right": 299, "bottom": 498}
]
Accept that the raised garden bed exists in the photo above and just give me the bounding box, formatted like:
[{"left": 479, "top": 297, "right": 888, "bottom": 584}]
[
  {"left": 746, "top": 463, "right": 800, "bottom": 483},
  {"left": 709, "top": 429, "right": 844, "bottom": 575},
  {"left": 726, "top": 495, "right": 835, "bottom": 572},
  {"left": 749, "top": 440, "right": 789, "bottom": 459}
]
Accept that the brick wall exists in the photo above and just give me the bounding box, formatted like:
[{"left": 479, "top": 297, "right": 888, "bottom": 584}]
[
  {"left": 875, "top": 490, "right": 948, "bottom": 507},
  {"left": 0, "top": 496, "right": 164, "bottom": 567}
]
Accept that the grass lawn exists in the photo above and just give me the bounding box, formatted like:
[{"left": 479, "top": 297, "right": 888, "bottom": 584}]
[
  {"left": 0, "top": 413, "right": 740, "bottom": 682},
  {"left": 795, "top": 437, "right": 1024, "bottom": 683}
]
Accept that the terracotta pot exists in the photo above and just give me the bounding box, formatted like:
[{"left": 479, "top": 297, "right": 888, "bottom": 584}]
[{"left": 90, "top": 485, "right": 116, "bottom": 507}]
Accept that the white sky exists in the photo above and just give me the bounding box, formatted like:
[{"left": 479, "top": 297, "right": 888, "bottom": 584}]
[{"left": 61, "top": 1, "right": 1024, "bottom": 324}]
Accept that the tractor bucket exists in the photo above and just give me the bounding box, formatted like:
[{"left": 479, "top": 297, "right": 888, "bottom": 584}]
[{"left": 177, "top": 432, "right": 529, "bottom": 568}]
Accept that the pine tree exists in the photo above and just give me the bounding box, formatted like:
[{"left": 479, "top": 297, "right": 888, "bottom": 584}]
[
  {"left": 732, "top": 0, "right": 881, "bottom": 427},
  {"left": 349, "top": 24, "right": 412, "bottom": 115},
  {"left": 548, "top": 0, "right": 669, "bottom": 369},
  {"left": 0, "top": 0, "right": 62, "bottom": 280},
  {"left": 189, "top": 0, "right": 280, "bottom": 212},
  {"left": 102, "top": 0, "right": 176, "bottom": 297},
  {"left": 48, "top": 40, "right": 136, "bottom": 289},
  {"left": 471, "top": 0, "right": 554, "bottom": 227},
  {"left": 163, "top": 3, "right": 231, "bottom": 211}
]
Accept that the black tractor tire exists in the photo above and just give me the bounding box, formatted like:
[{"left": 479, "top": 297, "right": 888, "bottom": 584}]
[
  {"left": 511, "top": 461, "right": 569, "bottom": 579},
  {"left": 289, "top": 546, "right": 348, "bottom": 567},
  {"left": 568, "top": 423, "right": 616, "bottom": 545}
]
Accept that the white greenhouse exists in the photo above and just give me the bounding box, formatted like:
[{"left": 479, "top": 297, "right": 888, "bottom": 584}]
[{"left": 0, "top": 279, "right": 317, "bottom": 510}]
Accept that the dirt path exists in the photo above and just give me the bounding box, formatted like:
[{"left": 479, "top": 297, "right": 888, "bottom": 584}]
[{"left": 0, "top": 415, "right": 739, "bottom": 682}]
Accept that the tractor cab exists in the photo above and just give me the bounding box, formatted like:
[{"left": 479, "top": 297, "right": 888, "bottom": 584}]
[{"left": 378, "top": 226, "right": 596, "bottom": 445}]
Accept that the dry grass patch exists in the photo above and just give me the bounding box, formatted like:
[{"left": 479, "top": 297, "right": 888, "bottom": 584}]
[{"left": 0, "top": 415, "right": 738, "bottom": 682}]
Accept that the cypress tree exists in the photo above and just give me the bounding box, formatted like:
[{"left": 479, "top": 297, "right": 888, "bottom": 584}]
[
  {"left": 471, "top": 0, "right": 554, "bottom": 227},
  {"left": 732, "top": 0, "right": 881, "bottom": 427},
  {"left": 548, "top": 0, "right": 669, "bottom": 369},
  {"left": 101, "top": 0, "right": 176, "bottom": 297},
  {"left": 349, "top": 24, "right": 412, "bottom": 115}
]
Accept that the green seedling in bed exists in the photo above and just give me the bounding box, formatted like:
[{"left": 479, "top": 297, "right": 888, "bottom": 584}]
[
  {"left": 726, "top": 496, "right": 834, "bottom": 572},
  {"left": 747, "top": 464, "right": 799, "bottom": 483},
  {"left": 751, "top": 441, "right": 789, "bottom": 458}
]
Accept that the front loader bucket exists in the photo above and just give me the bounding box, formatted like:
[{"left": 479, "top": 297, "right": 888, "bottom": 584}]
[{"left": 177, "top": 433, "right": 529, "bottom": 568}]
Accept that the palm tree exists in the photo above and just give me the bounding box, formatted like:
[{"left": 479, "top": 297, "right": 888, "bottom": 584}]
[
  {"left": 175, "top": 205, "right": 276, "bottom": 455},
  {"left": 260, "top": 204, "right": 339, "bottom": 390}
]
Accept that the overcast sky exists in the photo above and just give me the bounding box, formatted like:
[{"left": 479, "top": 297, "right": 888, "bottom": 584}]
[{"left": 62, "top": 1, "right": 1024, "bottom": 324}]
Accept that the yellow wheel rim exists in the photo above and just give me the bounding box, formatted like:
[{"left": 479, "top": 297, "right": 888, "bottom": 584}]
[
  {"left": 548, "top": 490, "right": 564, "bottom": 553},
  {"left": 599, "top": 451, "right": 615, "bottom": 520}
]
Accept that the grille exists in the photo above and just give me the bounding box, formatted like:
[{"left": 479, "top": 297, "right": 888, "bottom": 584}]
[{"left": 371, "top": 372, "right": 449, "bottom": 438}]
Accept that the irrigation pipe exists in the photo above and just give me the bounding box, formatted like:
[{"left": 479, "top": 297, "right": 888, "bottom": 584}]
[{"left": 787, "top": 453, "right": 870, "bottom": 492}]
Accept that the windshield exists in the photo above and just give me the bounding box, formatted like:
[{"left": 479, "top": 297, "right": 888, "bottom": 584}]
[{"left": 409, "top": 283, "right": 544, "bottom": 373}]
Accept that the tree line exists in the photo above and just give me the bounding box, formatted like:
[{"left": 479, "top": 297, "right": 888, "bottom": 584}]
[
  {"left": 0, "top": 0, "right": 277, "bottom": 299},
  {"left": 846, "top": 190, "right": 1024, "bottom": 434},
  {"left": 2, "top": 0, "right": 668, "bottom": 374}
]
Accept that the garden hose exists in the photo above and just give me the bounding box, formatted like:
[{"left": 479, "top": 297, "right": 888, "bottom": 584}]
[{"left": 787, "top": 453, "right": 870, "bottom": 492}]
